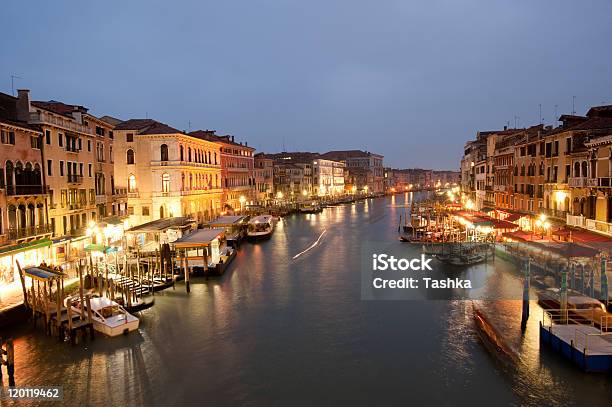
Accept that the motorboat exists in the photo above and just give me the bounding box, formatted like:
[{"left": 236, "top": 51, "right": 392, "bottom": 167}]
[
  {"left": 69, "top": 296, "right": 139, "bottom": 337},
  {"left": 247, "top": 215, "right": 275, "bottom": 240}
]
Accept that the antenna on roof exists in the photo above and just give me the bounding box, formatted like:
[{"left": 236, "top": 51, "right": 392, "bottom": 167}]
[
  {"left": 554, "top": 104, "right": 558, "bottom": 122},
  {"left": 282, "top": 135, "right": 286, "bottom": 152},
  {"left": 572, "top": 96, "right": 576, "bottom": 115},
  {"left": 539, "top": 104, "right": 542, "bottom": 124},
  {"left": 10, "top": 74, "right": 22, "bottom": 96},
  {"left": 188, "top": 121, "right": 191, "bottom": 132}
]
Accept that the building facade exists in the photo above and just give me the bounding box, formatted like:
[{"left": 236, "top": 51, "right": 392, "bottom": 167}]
[
  {"left": 189, "top": 131, "right": 255, "bottom": 213},
  {"left": 114, "top": 120, "right": 223, "bottom": 226},
  {"left": 254, "top": 153, "right": 274, "bottom": 204},
  {"left": 320, "top": 150, "right": 384, "bottom": 194}
]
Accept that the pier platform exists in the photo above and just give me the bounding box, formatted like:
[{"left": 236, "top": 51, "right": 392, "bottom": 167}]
[{"left": 540, "top": 322, "right": 612, "bottom": 372}]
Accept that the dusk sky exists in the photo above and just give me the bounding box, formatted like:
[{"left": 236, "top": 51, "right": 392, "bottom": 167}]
[{"left": 2, "top": 0, "right": 611, "bottom": 169}]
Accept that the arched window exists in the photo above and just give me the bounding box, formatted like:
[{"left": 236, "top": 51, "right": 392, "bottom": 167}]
[
  {"left": 214, "top": 152, "right": 217, "bottom": 165},
  {"left": 160, "top": 206, "right": 165, "bottom": 219},
  {"left": 127, "top": 149, "right": 135, "bottom": 164},
  {"left": 161, "top": 144, "right": 169, "bottom": 161},
  {"left": 128, "top": 174, "right": 136, "bottom": 192},
  {"left": 162, "top": 173, "right": 170, "bottom": 192},
  {"left": 189, "top": 174, "right": 193, "bottom": 189},
  {"left": 574, "top": 162, "right": 581, "bottom": 177},
  {"left": 208, "top": 151, "right": 211, "bottom": 164},
  {"left": 180, "top": 145, "right": 184, "bottom": 161},
  {"left": 188, "top": 147, "right": 192, "bottom": 162},
  {"left": 5, "top": 161, "right": 13, "bottom": 188},
  {"left": 33, "top": 163, "right": 42, "bottom": 186},
  {"left": 582, "top": 161, "right": 588, "bottom": 178}
]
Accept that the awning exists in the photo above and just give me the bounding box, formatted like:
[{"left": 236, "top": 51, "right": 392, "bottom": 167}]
[
  {"left": 0, "top": 238, "right": 52, "bottom": 256},
  {"left": 126, "top": 217, "right": 196, "bottom": 233},
  {"left": 84, "top": 244, "right": 117, "bottom": 254},
  {"left": 481, "top": 207, "right": 495, "bottom": 213},
  {"left": 173, "top": 228, "right": 225, "bottom": 248},
  {"left": 24, "top": 266, "right": 65, "bottom": 281},
  {"left": 208, "top": 216, "right": 247, "bottom": 226}
]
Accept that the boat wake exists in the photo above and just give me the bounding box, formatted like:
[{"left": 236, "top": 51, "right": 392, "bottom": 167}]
[{"left": 292, "top": 229, "right": 327, "bottom": 260}]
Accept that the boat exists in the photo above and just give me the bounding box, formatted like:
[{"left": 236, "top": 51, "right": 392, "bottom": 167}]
[
  {"left": 435, "top": 252, "right": 487, "bottom": 266},
  {"left": 431, "top": 243, "right": 491, "bottom": 266},
  {"left": 69, "top": 296, "right": 139, "bottom": 337},
  {"left": 537, "top": 288, "right": 609, "bottom": 327},
  {"left": 473, "top": 306, "right": 519, "bottom": 366},
  {"left": 300, "top": 202, "right": 322, "bottom": 213},
  {"left": 247, "top": 215, "right": 275, "bottom": 240}
]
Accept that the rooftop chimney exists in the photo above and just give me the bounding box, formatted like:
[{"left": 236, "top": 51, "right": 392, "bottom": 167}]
[
  {"left": 16, "top": 89, "right": 31, "bottom": 122},
  {"left": 232, "top": 135, "right": 235, "bottom": 142},
  {"left": 503, "top": 125, "right": 507, "bottom": 131}
]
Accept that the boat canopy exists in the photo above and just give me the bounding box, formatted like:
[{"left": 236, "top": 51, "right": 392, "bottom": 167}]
[
  {"left": 126, "top": 217, "right": 196, "bottom": 233},
  {"left": 173, "top": 228, "right": 226, "bottom": 248},
  {"left": 208, "top": 216, "right": 247, "bottom": 226}
]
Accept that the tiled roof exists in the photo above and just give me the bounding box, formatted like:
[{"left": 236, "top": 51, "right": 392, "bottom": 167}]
[
  {"left": 568, "top": 117, "right": 612, "bottom": 131},
  {"left": 320, "top": 150, "right": 380, "bottom": 160},
  {"left": 189, "top": 130, "right": 255, "bottom": 149},
  {"left": 31, "top": 100, "right": 88, "bottom": 116},
  {"left": 140, "top": 122, "right": 182, "bottom": 135},
  {"left": 99, "top": 115, "right": 123, "bottom": 126},
  {"left": 114, "top": 119, "right": 181, "bottom": 134},
  {"left": 114, "top": 119, "right": 157, "bottom": 130},
  {"left": 586, "top": 105, "right": 612, "bottom": 118}
]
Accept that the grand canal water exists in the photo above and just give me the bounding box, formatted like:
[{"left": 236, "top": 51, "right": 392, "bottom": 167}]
[{"left": 4, "top": 194, "right": 610, "bottom": 406}]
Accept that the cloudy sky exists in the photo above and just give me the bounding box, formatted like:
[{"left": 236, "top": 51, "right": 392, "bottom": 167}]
[{"left": 2, "top": 0, "right": 611, "bottom": 169}]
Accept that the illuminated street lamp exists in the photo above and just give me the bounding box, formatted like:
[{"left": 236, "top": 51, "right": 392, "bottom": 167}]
[{"left": 465, "top": 199, "right": 474, "bottom": 211}]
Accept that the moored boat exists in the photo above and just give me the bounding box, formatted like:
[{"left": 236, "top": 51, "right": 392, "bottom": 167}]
[
  {"left": 300, "top": 202, "right": 322, "bottom": 213},
  {"left": 247, "top": 215, "right": 275, "bottom": 240},
  {"left": 69, "top": 296, "right": 139, "bottom": 337}
]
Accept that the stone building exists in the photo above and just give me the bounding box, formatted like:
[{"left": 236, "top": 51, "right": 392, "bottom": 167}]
[
  {"left": 189, "top": 131, "right": 255, "bottom": 213},
  {"left": 113, "top": 120, "right": 223, "bottom": 226}
]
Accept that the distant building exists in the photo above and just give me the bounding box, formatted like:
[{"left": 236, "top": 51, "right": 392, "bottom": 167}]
[
  {"left": 319, "top": 150, "right": 384, "bottom": 194},
  {"left": 254, "top": 153, "right": 274, "bottom": 204}
]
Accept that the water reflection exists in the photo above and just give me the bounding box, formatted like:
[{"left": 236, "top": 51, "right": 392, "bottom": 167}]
[{"left": 4, "top": 194, "right": 609, "bottom": 405}]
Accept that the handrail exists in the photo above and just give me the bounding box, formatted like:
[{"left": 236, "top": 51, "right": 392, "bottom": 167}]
[{"left": 542, "top": 308, "right": 597, "bottom": 328}]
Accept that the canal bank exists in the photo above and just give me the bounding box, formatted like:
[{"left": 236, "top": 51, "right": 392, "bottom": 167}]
[{"left": 2, "top": 194, "right": 609, "bottom": 406}]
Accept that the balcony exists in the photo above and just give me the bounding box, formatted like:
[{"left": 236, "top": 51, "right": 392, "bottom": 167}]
[
  {"left": 4, "top": 185, "right": 49, "bottom": 196},
  {"left": 65, "top": 144, "right": 81, "bottom": 153},
  {"left": 568, "top": 177, "right": 587, "bottom": 188},
  {"left": 29, "top": 111, "right": 92, "bottom": 134},
  {"left": 588, "top": 177, "right": 612, "bottom": 188},
  {"left": 95, "top": 195, "right": 107, "bottom": 205},
  {"left": 567, "top": 215, "right": 612, "bottom": 237},
  {"left": 150, "top": 160, "right": 220, "bottom": 169},
  {"left": 8, "top": 224, "right": 53, "bottom": 240},
  {"left": 67, "top": 174, "right": 83, "bottom": 183},
  {"left": 127, "top": 189, "right": 139, "bottom": 198},
  {"left": 540, "top": 207, "right": 567, "bottom": 220}
]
